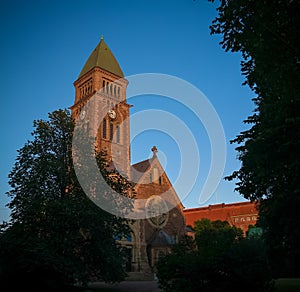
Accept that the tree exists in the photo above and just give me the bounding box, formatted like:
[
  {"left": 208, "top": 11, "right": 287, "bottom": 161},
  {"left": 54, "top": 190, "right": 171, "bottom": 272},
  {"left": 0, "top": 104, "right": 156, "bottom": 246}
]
[
  {"left": 0, "top": 109, "right": 134, "bottom": 290},
  {"left": 219, "top": 237, "right": 273, "bottom": 292},
  {"left": 194, "top": 219, "right": 243, "bottom": 258},
  {"left": 157, "top": 219, "right": 272, "bottom": 291},
  {"left": 210, "top": 0, "right": 300, "bottom": 276}
]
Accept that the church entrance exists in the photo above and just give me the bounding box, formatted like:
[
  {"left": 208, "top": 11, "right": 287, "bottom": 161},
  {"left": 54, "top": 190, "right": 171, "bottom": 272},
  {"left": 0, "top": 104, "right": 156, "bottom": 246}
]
[{"left": 122, "top": 247, "right": 132, "bottom": 272}]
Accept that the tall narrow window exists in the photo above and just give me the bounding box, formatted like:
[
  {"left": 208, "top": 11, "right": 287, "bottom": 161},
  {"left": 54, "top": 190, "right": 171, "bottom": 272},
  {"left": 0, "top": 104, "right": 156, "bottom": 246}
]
[
  {"left": 102, "top": 119, "right": 107, "bottom": 139},
  {"left": 110, "top": 122, "right": 114, "bottom": 141},
  {"left": 116, "top": 124, "right": 120, "bottom": 143},
  {"left": 149, "top": 172, "right": 152, "bottom": 183},
  {"left": 153, "top": 167, "right": 159, "bottom": 183}
]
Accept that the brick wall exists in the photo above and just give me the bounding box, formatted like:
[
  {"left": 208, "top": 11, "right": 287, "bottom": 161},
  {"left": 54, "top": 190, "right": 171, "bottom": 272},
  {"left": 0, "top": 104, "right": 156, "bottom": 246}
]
[{"left": 183, "top": 201, "right": 259, "bottom": 234}]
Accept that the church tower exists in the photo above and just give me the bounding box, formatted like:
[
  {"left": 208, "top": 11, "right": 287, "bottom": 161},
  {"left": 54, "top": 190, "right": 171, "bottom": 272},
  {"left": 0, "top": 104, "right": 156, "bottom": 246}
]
[
  {"left": 71, "top": 38, "right": 186, "bottom": 274},
  {"left": 70, "top": 37, "right": 131, "bottom": 176}
]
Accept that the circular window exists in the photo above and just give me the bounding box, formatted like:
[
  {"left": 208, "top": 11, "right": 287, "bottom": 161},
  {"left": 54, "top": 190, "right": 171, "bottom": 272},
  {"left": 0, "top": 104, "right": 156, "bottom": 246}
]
[{"left": 146, "top": 195, "right": 169, "bottom": 227}]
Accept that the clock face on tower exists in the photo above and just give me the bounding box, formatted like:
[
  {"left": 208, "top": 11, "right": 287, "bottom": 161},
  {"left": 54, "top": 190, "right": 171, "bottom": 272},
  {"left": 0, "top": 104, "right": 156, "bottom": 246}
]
[{"left": 108, "top": 109, "right": 116, "bottom": 119}]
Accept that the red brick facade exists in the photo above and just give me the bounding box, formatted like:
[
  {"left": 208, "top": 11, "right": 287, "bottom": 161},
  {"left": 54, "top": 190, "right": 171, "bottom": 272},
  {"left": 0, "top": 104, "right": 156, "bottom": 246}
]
[
  {"left": 183, "top": 201, "right": 259, "bottom": 234},
  {"left": 131, "top": 153, "right": 186, "bottom": 270}
]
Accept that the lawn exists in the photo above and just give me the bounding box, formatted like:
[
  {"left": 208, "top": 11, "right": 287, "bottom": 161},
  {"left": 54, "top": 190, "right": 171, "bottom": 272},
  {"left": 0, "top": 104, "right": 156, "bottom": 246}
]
[{"left": 275, "top": 278, "right": 300, "bottom": 292}]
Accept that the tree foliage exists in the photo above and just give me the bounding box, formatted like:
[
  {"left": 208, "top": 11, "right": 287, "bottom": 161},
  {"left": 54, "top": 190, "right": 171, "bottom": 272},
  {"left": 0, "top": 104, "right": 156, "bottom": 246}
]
[
  {"left": 157, "top": 219, "right": 272, "bottom": 292},
  {"left": 0, "top": 109, "right": 134, "bottom": 290},
  {"left": 210, "top": 0, "right": 300, "bottom": 276},
  {"left": 194, "top": 219, "right": 243, "bottom": 258}
]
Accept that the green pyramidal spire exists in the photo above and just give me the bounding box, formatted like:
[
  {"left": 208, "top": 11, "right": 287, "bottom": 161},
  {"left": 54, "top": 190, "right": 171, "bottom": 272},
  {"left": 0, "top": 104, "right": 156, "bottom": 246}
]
[{"left": 79, "top": 37, "right": 124, "bottom": 78}]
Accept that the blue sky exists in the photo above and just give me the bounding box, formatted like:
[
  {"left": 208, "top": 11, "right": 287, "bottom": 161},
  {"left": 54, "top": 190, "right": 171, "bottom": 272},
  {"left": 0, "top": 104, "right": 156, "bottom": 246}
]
[{"left": 0, "top": 0, "right": 255, "bottom": 223}]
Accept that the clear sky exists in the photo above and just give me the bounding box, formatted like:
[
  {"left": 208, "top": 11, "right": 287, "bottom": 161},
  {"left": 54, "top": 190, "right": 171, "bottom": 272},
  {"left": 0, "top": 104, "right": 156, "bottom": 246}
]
[{"left": 0, "top": 0, "right": 255, "bottom": 223}]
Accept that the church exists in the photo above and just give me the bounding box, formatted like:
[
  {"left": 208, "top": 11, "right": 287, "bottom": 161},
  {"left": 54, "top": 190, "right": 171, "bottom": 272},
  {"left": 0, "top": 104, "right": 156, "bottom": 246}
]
[
  {"left": 70, "top": 37, "right": 186, "bottom": 274},
  {"left": 70, "top": 38, "right": 260, "bottom": 276}
]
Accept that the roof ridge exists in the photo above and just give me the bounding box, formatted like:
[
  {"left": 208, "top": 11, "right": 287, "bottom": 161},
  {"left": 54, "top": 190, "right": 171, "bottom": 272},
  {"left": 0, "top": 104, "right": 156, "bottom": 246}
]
[
  {"left": 183, "top": 201, "right": 257, "bottom": 213},
  {"left": 131, "top": 157, "right": 152, "bottom": 168}
]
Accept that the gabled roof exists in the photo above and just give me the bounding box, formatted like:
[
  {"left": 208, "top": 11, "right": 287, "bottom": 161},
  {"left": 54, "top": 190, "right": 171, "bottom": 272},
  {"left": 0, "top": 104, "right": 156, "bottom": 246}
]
[
  {"left": 131, "top": 150, "right": 184, "bottom": 209},
  {"left": 79, "top": 37, "right": 124, "bottom": 78},
  {"left": 131, "top": 158, "right": 152, "bottom": 182},
  {"left": 149, "top": 229, "right": 173, "bottom": 247}
]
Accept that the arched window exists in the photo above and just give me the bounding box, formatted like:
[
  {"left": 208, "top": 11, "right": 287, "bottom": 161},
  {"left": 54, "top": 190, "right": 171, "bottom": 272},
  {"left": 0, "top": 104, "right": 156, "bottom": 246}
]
[
  {"left": 110, "top": 122, "right": 114, "bottom": 141},
  {"left": 102, "top": 119, "right": 107, "bottom": 139},
  {"left": 116, "top": 124, "right": 120, "bottom": 143}
]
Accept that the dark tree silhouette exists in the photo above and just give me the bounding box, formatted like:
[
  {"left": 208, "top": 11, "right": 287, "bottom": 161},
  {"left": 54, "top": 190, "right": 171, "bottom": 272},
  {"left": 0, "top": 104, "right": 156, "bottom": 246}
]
[
  {"left": 210, "top": 0, "right": 300, "bottom": 276},
  {"left": 0, "top": 109, "right": 134, "bottom": 290},
  {"left": 156, "top": 219, "right": 272, "bottom": 292}
]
